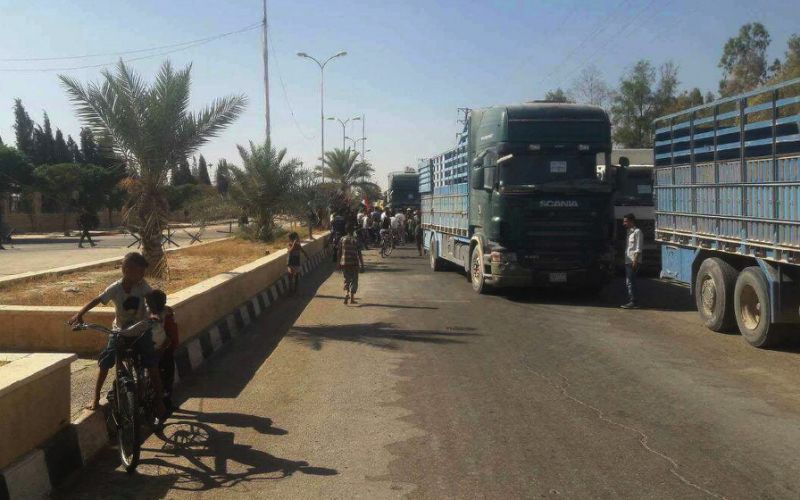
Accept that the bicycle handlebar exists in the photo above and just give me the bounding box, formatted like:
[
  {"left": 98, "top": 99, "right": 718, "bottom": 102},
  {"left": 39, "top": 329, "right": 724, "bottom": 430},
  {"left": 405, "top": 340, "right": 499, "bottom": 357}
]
[{"left": 68, "top": 322, "right": 148, "bottom": 338}]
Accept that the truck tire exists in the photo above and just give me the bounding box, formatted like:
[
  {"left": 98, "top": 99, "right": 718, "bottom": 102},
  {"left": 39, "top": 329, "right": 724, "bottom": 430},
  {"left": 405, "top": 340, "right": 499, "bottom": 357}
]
[
  {"left": 734, "top": 267, "right": 786, "bottom": 348},
  {"left": 694, "top": 257, "right": 738, "bottom": 332},
  {"left": 470, "top": 246, "right": 488, "bottom": 294},
  {"left": 430, "top": 240, "right": 444, "bottom": 272}
]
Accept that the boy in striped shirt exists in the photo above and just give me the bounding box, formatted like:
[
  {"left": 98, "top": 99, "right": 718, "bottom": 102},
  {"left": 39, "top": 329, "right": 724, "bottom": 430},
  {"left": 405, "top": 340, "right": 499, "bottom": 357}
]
[{"left": 337, "top": 223, "right": 365, "bottom": 304}]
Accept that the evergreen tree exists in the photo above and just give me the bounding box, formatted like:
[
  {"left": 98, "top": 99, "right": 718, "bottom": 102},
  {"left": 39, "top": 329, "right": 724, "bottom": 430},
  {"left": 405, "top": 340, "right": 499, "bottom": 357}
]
[
  {"left": 32, "top": 112, "right": 55, "bottom": 165},
  {"left": 190, "top": 155, "right": 199, "bottom": 180},
  {"left": 79, "top": 127, "right": 99, "bottom": 165},
  {"left": 215, "top": 159, "right": 230, "bottom": 196},
  {"left": 172, "top": 157, "right": 196, "bottom": 186},
  {"left": 66, "top": 135, "right": 82, "bottom": 163},
  {"left": 13, "top": 99, "right": 35, "bottom": 158},
  {"left": 197, "top": 154, "right": 211, "bottom": 185},
  {"left": 53, "top": 129, "right": 72, "bottom": 164}
]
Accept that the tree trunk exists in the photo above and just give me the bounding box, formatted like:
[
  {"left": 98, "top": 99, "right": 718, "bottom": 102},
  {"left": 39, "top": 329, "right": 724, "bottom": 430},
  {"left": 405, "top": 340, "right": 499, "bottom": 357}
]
[
  {"left": 138, "top": 187, "right": 168, "bottom": 278},
  {"left": 107, "top": 207, "right": 113, "bottom": 228},
  {"left": 141, "top": 227, "right": 166, "bottom": 277}
]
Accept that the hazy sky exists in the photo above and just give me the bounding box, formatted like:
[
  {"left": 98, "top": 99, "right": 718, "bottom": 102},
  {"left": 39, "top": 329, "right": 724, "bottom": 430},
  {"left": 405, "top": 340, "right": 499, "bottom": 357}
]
[{"left": 0, "top": 0, "right": 797, "bottom": 188}]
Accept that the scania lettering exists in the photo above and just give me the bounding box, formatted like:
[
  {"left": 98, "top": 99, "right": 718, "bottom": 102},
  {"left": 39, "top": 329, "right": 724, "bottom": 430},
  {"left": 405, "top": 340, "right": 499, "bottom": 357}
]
[{"left": 419, "top": 103, "right": 616, "bottom": 294}]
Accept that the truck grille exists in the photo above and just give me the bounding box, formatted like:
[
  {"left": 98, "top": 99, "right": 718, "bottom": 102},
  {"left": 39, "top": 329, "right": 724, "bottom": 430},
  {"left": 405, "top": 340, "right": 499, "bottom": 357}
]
[{"left": 520, "top": 212, "right": 602, "bottom": 270}]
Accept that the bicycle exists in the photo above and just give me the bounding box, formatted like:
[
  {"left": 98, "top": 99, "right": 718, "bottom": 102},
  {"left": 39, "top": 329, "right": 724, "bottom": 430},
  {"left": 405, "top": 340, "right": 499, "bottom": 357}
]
[
  {"left": 380, "top": 230, "right": 400, "bottom": 258},
  {"left": 71, "top": 322, "right": 160, "bottom": 473}
]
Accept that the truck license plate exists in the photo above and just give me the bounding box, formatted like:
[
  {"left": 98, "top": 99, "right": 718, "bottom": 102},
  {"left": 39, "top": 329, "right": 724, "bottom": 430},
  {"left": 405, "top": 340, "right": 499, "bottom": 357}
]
[
  {"left": 549, "top": 272, "right": 567, "bottom": 283},
  {"left": 550, "top": 161, "right": 567, "bottom": 173}
]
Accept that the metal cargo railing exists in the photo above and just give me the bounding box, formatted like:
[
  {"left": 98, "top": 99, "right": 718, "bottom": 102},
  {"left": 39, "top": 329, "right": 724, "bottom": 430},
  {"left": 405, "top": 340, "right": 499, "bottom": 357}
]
[{"left": 653, "top": 77, "right": 800, "bottom": 262}]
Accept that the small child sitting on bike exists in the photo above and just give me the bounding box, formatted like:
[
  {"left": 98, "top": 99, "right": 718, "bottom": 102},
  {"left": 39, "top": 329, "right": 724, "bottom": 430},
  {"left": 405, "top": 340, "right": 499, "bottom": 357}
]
[
  {"left": 68, "top": 252, "right": 166, "bottom": 418},
  {"left": 144, "top": 290, "right": 179, "bottom": 412}
]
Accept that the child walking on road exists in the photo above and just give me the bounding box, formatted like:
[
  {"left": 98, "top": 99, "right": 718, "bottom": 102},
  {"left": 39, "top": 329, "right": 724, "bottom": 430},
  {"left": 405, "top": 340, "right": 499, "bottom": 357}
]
[
  {"left": 287, "top": 232, "right": 309, "bottom": 294},
  {"left": 337, "top": 224, "right": 364, "bottom": 304}
]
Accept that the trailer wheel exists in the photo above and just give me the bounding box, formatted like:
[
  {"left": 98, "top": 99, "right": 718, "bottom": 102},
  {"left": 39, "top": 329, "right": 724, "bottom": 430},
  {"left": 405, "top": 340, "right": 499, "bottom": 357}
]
[
  {"left": 470, "top": 247, "right": 488, "bottom": 294},
  {"left": 694, "top": 257, "right": 738, "bottom": 332},
  {"left": 734, "top": 267, "right": 786, "bottom": 348},
  {"left": 429, "top": 241, "right": 444, "bottom": 272}
]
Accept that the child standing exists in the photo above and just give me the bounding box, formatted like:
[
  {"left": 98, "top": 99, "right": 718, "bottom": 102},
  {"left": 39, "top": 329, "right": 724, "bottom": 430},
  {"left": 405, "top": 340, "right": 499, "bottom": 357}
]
[
  {"left": 68, "top": 252, "right": 165, "bottom": 418},
  {"left": 287, "top": 232, "right": 309, "bottom": 294},
  {"left": 337, "top": 223, "right": 365, "bottom": 304}
]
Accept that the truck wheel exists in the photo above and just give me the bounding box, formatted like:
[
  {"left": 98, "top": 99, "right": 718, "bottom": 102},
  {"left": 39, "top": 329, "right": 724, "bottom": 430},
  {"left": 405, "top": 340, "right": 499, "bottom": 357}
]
[
  {"left": 694, "top": 257, "right": 738, "bottom": 332},
  {"left": 734, "top": 267, "right": 786, "bottom": 348},
  {"left": 430, "top": 241, "right": 443, "bottom": 272},
  {"left": 470, "top": 247, "right": 487, "bottom": 294}
]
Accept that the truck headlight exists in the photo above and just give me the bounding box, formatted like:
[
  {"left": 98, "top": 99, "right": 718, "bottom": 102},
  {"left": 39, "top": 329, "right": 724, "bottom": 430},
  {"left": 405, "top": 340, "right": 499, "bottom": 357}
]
[{"left": 491, "top": 250, "right": 517, "bottom": 263}]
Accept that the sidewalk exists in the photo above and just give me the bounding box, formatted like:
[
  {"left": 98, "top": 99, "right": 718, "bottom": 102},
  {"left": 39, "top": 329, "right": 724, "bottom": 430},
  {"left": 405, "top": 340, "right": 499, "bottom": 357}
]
[{"left": 57, "top": 247, "right": 428, "bottom": 498}]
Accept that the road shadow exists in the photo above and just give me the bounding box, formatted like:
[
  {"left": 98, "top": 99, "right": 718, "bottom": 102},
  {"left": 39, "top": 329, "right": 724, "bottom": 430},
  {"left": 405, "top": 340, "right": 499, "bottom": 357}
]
[
  {"left": 178, "top": 261, "right": 335, "bottom": 399},
  {"left": 56, "top": 410, "right": 336, "bottom": 497},
  {"left": 312, "top": 295, "right": 438, "bottom": 310},
  {"left": 141, "top": 416, "right": 336, "bottom": 492},
  {"left": 505, "top": 276, "right": 695, "bottom": 312},
  {"left": 288, "top": 321, "right": 478, "bottom": 351}
]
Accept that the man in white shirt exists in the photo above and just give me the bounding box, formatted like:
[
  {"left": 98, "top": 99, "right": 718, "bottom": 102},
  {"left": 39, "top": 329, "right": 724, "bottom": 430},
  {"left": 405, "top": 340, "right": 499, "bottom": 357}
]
[{"left": 621, "top": 213, "right": 643, "bottom": 309}]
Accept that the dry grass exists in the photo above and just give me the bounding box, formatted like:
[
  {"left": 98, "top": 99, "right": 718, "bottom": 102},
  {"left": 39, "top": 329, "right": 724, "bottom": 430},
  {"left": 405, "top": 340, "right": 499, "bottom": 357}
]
[{"left": 0, "top": 236, "right": 291, "bottom": 307}]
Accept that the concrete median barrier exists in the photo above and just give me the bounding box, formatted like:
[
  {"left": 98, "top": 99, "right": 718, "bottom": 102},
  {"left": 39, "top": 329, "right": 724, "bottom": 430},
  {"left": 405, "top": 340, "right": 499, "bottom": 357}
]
[{"left": 0, "top": 235, "right": 331, "bottom": 499}]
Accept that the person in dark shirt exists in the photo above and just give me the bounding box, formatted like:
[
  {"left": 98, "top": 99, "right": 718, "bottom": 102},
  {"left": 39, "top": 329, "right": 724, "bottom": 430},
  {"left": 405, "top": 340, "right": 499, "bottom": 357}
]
[{"left": 78, "top": 209, "right": 99, "bottom": 248}]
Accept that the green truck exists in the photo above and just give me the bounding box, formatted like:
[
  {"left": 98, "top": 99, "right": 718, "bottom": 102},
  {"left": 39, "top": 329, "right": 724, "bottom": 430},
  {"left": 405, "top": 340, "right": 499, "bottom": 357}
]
[{"left": 419, "top": 103, "right": 617, "bottom": 293}]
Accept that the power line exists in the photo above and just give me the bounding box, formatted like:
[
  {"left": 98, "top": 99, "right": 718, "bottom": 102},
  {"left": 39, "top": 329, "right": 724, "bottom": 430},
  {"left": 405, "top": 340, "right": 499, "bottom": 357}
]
[
  {"left": 536, "top": 0, "right": 635, "bottom": 89},
  {"left": 267, "top": 26, "right": 315, "bottom": 141},
  {"left": 0, "top": 23, "right": 261, "bottom": 72},
  {"left": 0, "top": 22, "right": 262, "bottom": 62},
  {"left": 556, "top": 0, "right": 663, "bottom": 89}
]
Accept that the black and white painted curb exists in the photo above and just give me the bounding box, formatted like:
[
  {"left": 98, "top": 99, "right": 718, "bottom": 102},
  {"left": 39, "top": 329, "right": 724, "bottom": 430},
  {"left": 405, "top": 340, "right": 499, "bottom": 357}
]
[{"left": 0, "top": 245, "right": 331, "bottom": 500}]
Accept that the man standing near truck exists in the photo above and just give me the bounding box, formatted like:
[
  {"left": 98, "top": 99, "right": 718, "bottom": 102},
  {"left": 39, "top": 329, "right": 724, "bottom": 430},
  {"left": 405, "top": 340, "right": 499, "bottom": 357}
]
[{"left": 621, "top": 213, "right": 642, "bottom": 309}]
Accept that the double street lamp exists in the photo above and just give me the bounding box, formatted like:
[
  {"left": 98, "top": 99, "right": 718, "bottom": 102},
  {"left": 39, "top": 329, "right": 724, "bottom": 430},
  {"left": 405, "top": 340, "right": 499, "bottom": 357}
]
[
  {"left": 328, "top": 116, "right": 360, "bottom": 151},
  {"left": 297, "top": 50, "right": 347, "bottom": 183},
  {"left": 345, "top": 135, "right": 367, "bottom": 153}
]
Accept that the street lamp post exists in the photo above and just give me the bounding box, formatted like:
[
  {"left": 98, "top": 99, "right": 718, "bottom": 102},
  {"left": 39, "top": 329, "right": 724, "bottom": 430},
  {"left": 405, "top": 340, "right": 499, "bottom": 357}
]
[
  {"left": 345, "top": 136, "right": 367, "bottom": 152},
  {"left": 327, "top": 116, "right": 360, "bottom": 151},
  {"left": 297, "top": 51, "right": 347, "bottom": 184}
]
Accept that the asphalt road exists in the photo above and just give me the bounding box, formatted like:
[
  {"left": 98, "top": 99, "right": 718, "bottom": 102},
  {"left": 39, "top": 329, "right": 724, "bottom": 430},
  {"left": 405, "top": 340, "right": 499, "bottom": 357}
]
[
  {"left": 57, "top": 246, "right": 800, "bottom": 499},
  {"left": 0, "top": 223, "right": 236, "bottom": 276}
]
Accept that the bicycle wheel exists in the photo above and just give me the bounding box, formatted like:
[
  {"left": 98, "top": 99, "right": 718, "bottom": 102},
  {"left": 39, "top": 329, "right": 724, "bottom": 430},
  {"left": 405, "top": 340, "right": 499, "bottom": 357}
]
[{"left": 117, "top": 380, "right": 141, "bottom": 473}]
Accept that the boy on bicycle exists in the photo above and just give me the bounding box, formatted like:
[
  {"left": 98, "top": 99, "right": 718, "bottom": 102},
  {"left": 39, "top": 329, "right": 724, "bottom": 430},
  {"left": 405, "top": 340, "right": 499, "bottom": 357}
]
[{"left": 68, "top": 252, "right": 166, "bottom": 418}]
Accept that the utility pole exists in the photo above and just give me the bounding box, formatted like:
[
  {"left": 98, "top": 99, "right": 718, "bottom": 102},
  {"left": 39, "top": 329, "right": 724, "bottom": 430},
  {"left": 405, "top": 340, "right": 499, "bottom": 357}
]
[
  {"left": 262, "top": 0, "right": 270, "bottom": 142},
  {"left": 361, "top": 114, "right": 366, "bottom": 163}
]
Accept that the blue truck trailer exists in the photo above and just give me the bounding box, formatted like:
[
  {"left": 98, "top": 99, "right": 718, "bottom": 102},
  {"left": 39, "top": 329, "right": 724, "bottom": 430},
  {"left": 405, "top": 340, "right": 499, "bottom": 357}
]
[
  {"left": 654, "top": 77, "right": 800, "bottom": 347},
  {"left": 419, "top": 103, "right": 616, "bottom": 294}
]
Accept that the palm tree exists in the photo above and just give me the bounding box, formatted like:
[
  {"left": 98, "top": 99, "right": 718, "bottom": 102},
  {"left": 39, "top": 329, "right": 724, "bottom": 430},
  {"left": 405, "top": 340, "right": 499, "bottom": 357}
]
[
  {"left": 59, "top": 60, "right": 246, "bottom": 276},
  {"left": 318, "top": 148, "right": 378, "bottom": 195},
  {"left": 228, "top": 140, "right": 300, "bottom": 241}
]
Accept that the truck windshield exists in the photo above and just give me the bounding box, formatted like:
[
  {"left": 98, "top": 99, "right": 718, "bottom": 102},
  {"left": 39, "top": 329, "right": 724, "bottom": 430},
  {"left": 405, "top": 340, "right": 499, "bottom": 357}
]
[
  {"left": 617, "top": 171, "right": 653, "bottom": 205},
  {"left": 499, "top": 153, "right": 600, "bottom": 186},
  {"left": 508, "top": 119, "right": 609, "bottom": 144}
]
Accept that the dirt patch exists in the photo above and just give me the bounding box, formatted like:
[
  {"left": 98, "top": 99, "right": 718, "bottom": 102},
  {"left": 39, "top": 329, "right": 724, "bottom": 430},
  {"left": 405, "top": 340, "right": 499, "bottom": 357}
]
[
  {"left": 0, "top": 361, "right": 8, "bottom": 368},
  {"left": 0, "top": 237, "right": 291, "bottom": 307}
]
